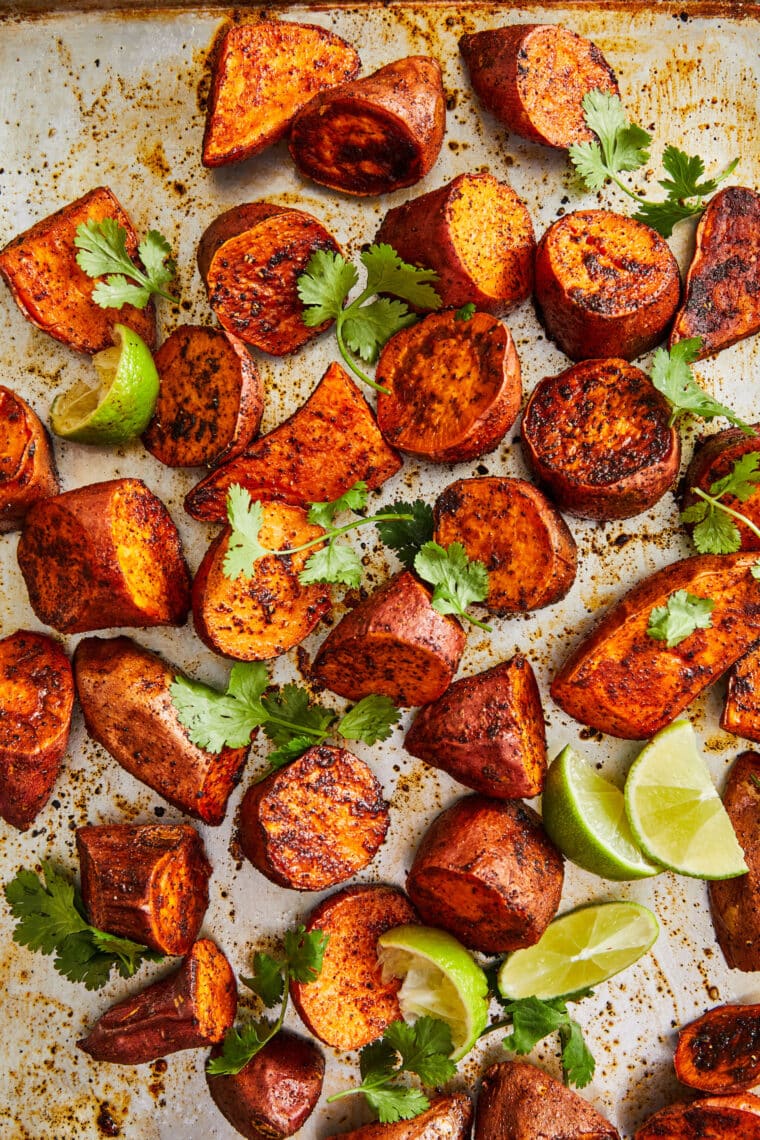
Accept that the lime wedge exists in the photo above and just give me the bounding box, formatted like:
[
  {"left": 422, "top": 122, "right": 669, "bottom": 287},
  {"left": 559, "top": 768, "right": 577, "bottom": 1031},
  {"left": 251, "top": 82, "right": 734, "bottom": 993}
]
[
  {"left": 624, "top": 720, "right": 748, "bottom": 879},
  {"left": 497, "top": 901, "right": 659, "bottom": 1000},
  {"left": 377, "top": 924, "right": 489, "bottom": 1060},
  {"left": 541, "top": 745, "right": 660, "bottom": 881},
  {"left": 50, "top": 323, "right": 159, "bottom": 444}
]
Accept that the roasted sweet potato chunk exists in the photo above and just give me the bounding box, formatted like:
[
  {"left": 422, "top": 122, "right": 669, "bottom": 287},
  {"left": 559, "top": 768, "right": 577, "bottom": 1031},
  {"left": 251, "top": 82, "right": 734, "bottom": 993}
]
[
  {"left": 682, "top": 425, "right": 760, "bottom": 552},
  {"left": 635, "top": 1094, "right": 760, "bottom": 1139},
  {"left": 709, "top": 752, "right": 760, "bottom": 971},
  {"left": 331, "top": 1094, "right": 473, "bottom": 1138},
  {"left": 675, "top": 1003, "right": 760, "bottom": 1094},
  {"left": 475, "top": 1060, "right": 619, "bottom": 1139},
  {"left": 0, "top": 387, "right": 58, "bottom": 532},
  {"left": 722, "top": 645, "right": 760, "bottom": 742}
]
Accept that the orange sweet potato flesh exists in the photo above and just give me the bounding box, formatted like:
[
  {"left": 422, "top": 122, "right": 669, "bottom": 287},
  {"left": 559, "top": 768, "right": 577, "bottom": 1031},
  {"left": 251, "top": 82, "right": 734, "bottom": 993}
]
[
  {"left": 674, "top": 1003, "right": 760, "bottom": 1094},
  {"left": 74, "top": 636, "right": 249, "bottom": 826},
  {"left": 635, "top": 1094, "right": 760, "bottom": 1139},
  {"left": 375, "top": 310, "right": 521, "bottom": 463},
  {"left": 0, "top": 387, "right": 58, "bottom": 532},
  {"left": 77, "top": 823, "right": 212, "bottom": 956},
  {"left": 289, "top": 56, "right": 445, "bottom": 196},
  {"left": 522, "top": 359, "right": 681, "bottom": 520},
  {"left": 17, "top": 478, "right": 191, "bottom": 634},
  {"left": 670, "top": 187, "right": 760, "bottom": 359},
  {"left": 290, "top": 884, "right": 416, "bottom": 1051},
  {"left": 185, "top": 361, "right": 401, "bottom": 522},
  {"left": 376, "top": 171, "right": 535, "bottom": 314},
  {"left": 404, "top": 657, "right": 547, "bottom": 799},
  {"left": 434, "top": 476, "right": 577, "bottom": 613},
  {"left": 202, "top": 20, "right": 360, "bottom": 167},
  {"left": 330, "top": 1094, "right": 473, "bottom": 1138},
  {"left": 475, "top": 1060, "right": 619, "bottom": 1139},
  {"left": 460, "top": 24, "right": 619, "bottom": 148},
  {"left": 406, "top": 795, "right": 564, "bottom": 953},
  {"left": 192, "top": 501, "right": 331, "bottom": 661},
  {"left": 551, "top": 553, "right": 760, "bottom": 739},
  {"left": 238, "top": 744, "right": 389, "bottom": 891},
  {"left": 709, "top": 752, "right": 760, "bottom": 972},
  {"left": 721, "top": 645, "right": 760, "bottom": 741},
  {"left": 534, "top": 210, "right": 681, "bottom": 361},
  {"left": 142, "top": 326, "right": 263, "bottom": 468},
  {"left": 0, "top": 186, "right": 155, "bottom": 354},
  {"left": 0, "top": 630, "right": 74, "bottom": 831},
  {"left": 312, "top": 570, "right": 466, "bottom": 707},
  {"left": 682, "top": 425, "right": 760, "bottom": 552}
]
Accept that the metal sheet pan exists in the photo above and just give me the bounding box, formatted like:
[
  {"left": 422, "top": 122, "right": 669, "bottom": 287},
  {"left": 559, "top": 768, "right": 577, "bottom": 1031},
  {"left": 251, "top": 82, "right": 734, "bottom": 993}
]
[{"left": 0, "top": 3, "right": 759, "bottom": 1137}]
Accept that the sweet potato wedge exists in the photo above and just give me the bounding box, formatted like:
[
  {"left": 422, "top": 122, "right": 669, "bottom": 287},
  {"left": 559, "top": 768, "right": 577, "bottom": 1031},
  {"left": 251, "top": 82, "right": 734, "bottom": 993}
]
[
  {"left": 142, "top": 326, "right": 263, "bottom": 468},
  {"left": 534, "top": 210, "right": 681, "bottom": 361},
  {"left": 406, "top": 794, "right": 564, "bottom": 953},
  {"left": 74, "top": 636, "right": 249, "bottom": 826},
  {"left": 522, "top": 358, "right": 681, "bottom": 520},
  {"left": 460, "top": 24, "right": 620, "bottom": 149},
  {"left": 0, "top": 386, "right": 58, "bottom": 532},
  {"left": 376, "top": 171, "right": 535, "bottom": 314},
  {"left": 551, "top": 553, "right": 760, "bottom": 739},
  {"left": 0, "top": 629, "right": 74, "bottom": 831},
  {"left": 77, "top": 823, "right": 212, "bottom": 956},
  {"left": 312, "top": 570, "right": 466, "bottom": 707},
  {"left": 670, "top": 187, "right": 760, "bottom": 359},
  {"left": 77, "top": 939, "right": 236, "bottom": 1065},
  {"left": 185, "top": 361, "right": 401, "bottom": 522},
  {"left": 330, "top": 1094, "right": 473, "bottom": 1138},
  {"left": 682, "top": 425, "right": 760, "bottom": 552},
  {"left": 0, "top": 185, "right": 155, "bottom": 354},
  {"left": 289, "top": 56, "right": 445, "bottom": 196},
  {"left": 475, "top": 1060, "right": 619, "bottom": 1139},
  {"left": 17, "top": 478, "right": 191, "bottom": 634},
  {"left": 635, "top": 1094, "right": 760, "bottom": 1139},
  {"left": 709, "top": 751, "right": 760, "bottom": 971},
  {"left": 290, "top": 884, "right": 416, "bottom": 1051},
  {"left": 202, "top": 20, "right": 360, "bottom": 168},
  {"left": 721, "top": 645, "right": 760, "bottom": 741},
  {"left": 375, "top": 310, "right": 521, "bottom": 463},
  {"left": 674, "top": 1003, "right": 760, "bottom": 1094},
  {"left": 433, "top": 476, "right": 577, "bottom": 613},
  {"left": 404, "top": 657, "right": 547, "bottom": 799}
]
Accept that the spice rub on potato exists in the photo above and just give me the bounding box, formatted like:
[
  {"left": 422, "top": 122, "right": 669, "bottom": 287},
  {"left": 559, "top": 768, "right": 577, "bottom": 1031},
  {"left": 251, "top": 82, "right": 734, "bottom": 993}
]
[
  {"left": 434, "top": 476, "right": 577, "bottom": 613},
  {"left": 290, "top": 884, "right": 416, "bottom": 1051},
  {"left": 674, "top": 1003, "right": 760, "bottom": 1094},
  {"left": 635, "top": 1094, "right": 760, "bottom": 1139},
  {"left": 202, "top": 20, "right": 360, "bottom": 168},
  {"left": 475, "top": 1060, "right": 619, "bottom": 1139},
  {"left": 721, "top": 646, "right": 760, "bottom": 742},
  {"left": 289, "top": 56, "right": 445, "bottom": 196},
  {"left": 522, "top": 359, "right": 681, "bottom": 520},
  {"left": 0, "top": 185, "right": 155, "bottom": 354},
  {"left": 682, "top": 425, "right": 760, "bottom": 552},
  {"left": 185, "top": 361, "right": 401, "bottom": 522},
  {"left": 375, "top": 310, "right": 521, "bottom": 463},
  {"left": 330, "top": 1094, "right": 473, "bottom": 1138},
  {"left": 376, "top": 171, "right": 535, "bottom": 314},
  {"left": 709, "top": 752, "right": 760, "bottom": 972},
  {"left": 0, "top": 387, "right": 58, "bottom": 532},
  {"left": 534, "top": 209, "right": 681, "bottom": 361}
]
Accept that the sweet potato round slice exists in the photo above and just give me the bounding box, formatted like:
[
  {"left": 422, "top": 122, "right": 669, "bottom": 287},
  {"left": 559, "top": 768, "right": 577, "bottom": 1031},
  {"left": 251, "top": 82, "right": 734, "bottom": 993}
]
[
  {"left": 330, "top": 1094, "right": 473, "bottom": 1138},
  {"left": 312, "top": 570, "right": 465, "bottom": 706},
  {"left": 289, "top": 56, "right": 445, "bottom": 196},
  {"left": 290, "top": 884, "right": 416, "bottom": 1051},
  {"left": 238, "top": 744, "right": 389, "bottom": 890},
  {"left": 682, "top": 425, "right": 760, "bottom": 551},
  {"left": 375, "top": 311, "right": 521, "bottom": 463},
  {"left": 674, "top": 1003, "right": 760, "bottom": 1094},
  {"left": 475, "top": 1060, "right": 619, "bottom": 1139},
  {"left": 0, "top": 387, "right": 58, "bottom": 532},
  {"left": 376, "top": 171, "right": 535, "bottom": 314},
  {"left": 406, "top": 795, "right": 564, "bottom": 953},
  {"left": 522, "top": 358, "right": 681, "bottom": 520},
  {"left": 535, "top": 210, "right": 681, "bottom": 361},
  {"left": 635, "top": 1094, "right": 760, "bottom": 1139},
  {"left": 433, "top": 476, "right": 577, "bottom": 612},
  {"left": 709, "top": 752, "right": 760, "bottom": 972},
  {"left": 722, "top": 646, "right": 760, "bottom": 741}
]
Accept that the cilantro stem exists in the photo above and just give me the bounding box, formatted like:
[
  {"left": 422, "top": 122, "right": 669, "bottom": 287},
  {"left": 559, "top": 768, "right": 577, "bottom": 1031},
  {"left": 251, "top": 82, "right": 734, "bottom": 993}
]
[
  {"left": 267, "top": 513, "right": 415, "bottom": 560},
  {"left": 335, "top": 322, "right": 390, "bottom": 395},
  {"left": 693, "top": 487, "right": 760, "bottom": 544}
]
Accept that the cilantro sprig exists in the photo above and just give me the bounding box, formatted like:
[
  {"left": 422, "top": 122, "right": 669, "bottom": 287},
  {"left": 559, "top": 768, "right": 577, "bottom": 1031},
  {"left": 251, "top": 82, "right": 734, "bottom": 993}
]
[
  {"left": 297, "top": 244, "right": 441, "bottom": 393},
  {"left": 4, "top": 862, "right": 162, "bottom": 991},
  {"left": 74, "top": 217, "right": 177, "bottom": 308},
  {"left": 681, "top": 452, "right": 760, "bottom": 554},
  {"left": 646, "top": 589, "right": 715, "bottom": 648},
  {"left": 650, "top": 339, "right": 755, "bottom": 435},
  {"left": 481, "top": 993, "right": 595, "bottom": 1088},
  {"left": 414, "top": 541, "right": 491, "bottom": 631},
  {"left": 207, "top": 925, "right": 328, "bottom": 1077}
]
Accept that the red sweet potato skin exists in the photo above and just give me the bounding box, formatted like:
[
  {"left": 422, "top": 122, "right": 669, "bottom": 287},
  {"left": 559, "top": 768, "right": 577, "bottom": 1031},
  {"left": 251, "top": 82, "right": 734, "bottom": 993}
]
[
  {"left": 674, "top": 1003, "right": 760, "bottom": 1094},
  {"left": 475, "top": 1060, "right": 619, "bottom": 1139},
  {"left": 0, "top": 386, "right": 59, "bottom": 533},
  {"left": 635, "top": 1094, "right": 760, "bottom": 1139},
  {"left": 709, "top": 752, "right": 760, "bottom": 972}
]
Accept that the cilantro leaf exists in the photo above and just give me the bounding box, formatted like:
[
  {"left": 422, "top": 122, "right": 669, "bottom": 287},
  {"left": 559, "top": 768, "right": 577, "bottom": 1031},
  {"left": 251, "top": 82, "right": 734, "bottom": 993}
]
[
  {"left": 360, "top": 1038, "right": 399, "bottom": 1080},
  {"left": 647, "top": 590, "right": 715, "bottom": 647},
  {"left": 259, "top": 684, "right": 336, "bottom": 748},
  {"left": 343, "top": 299, "right": 417, "bottom": 364},
  {"left": 224, "top": 485, "right": 269, "bottom": 579},
  {"left": 283, "top": 925, "right": 329, "bottom": 984},
  {"left": 260, "top": 736, "right": 316, "bottom": 776},
  {"left": 710, "top": 452, "right": 760, "bottom": 501},
  {"left": 308, "top": 481, "right": 368, "bottom": 528},
  {"left": 495, "top": 995, "right": 595, "bottom": 1089},
  {"left": 682, "top": 453, "right": 760, "bottom": 554},
  {"left": 297, "top": 248, "right": 359, "bottom": 325},
  {"left": 299, "top": 541, "right": 363, "bottom": 587},
  {"left": 361, "top": 244, "right": 441, "bottom": 308},
  {"left": 169, "top": 674, "right": 264, "bottom": 751},
  {"left": 385, "top": 1017, "right": 457, "bottom": 1086},
  {"left": 91, "top": 276, "right": 151, "bottom": 309},
  {"left": 633, "top": 198, "right": 701, "bottom": 238},
  {"left": 138, "top": 229, "right": 176, "bottom": 292},
  {"left": 691, "top": 509, "right": 740, "bottom": 555},
  {"left": 376, "top": 500, "right": 435, "bottom": 569},
  {"left": 455, "top": 302, "right": 476, "bottom": 321},
  {"left": 559, "top": 1019, "right": 596, "bottom": 1088},
  {"left": 338, "top": 695, "right": 401, "bottom": 745},
  {"left": 206, "top": 1022, "right": 269, "bottom": 1076},
  {"left": 366, "top": 1083, "right": 431, "bottom": 1125},
  {"left": 650, "top": 340, "right": 754, "bottom": 434},
  {"left": 242, "top": 952, "right": 285, "bottom": 1008},
  {"left": 227, "top": 661, "right": 270, "bottom": 707},
  {"left": 74, "top": 218, "right": 177, "bottom": 307},
  {"left": 414, "top": 541, "right": 491, "bottom": 630}
]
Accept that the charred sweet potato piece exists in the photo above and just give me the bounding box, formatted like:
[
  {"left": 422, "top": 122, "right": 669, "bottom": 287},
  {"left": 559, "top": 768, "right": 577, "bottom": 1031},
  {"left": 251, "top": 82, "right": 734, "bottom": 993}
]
[
  {"left": 312, "top": 570, "right": 466, "bottom": 707},
  {"left": 202, "top": 20, "right": 360, "bottom": 168},
  {"left": 551, "top": 554, "right": 760, "bottom": 739},
  {"left": 722, "top": 646, "right": 760, "bottom": 741},
  {"left": 0, "top": 387, "right": 58, "bottom": 532},
  {"left": 185, "top": 361, "right": 401, "bottom": 522},
  {"left": 74, "top": 636, "right": 249, "bottom": 826},
  {"left": 709, "top": 752, "right": 760, "bottom": 971},
  {"left": 404, "top": 657, "right": 547, "bottom": 799},
  {"left": 289, "top": 56, "right": 445, "bottom": 196},
  {"left": 635, "top": 1094, "right": 760, "bottom": 1139},
  {"left": 0, "top": 630, "right": 74, "bottom": 831},
  {"left": 460, "top": 24, "right": 619, "bottom": 149},
  {"left": 375, "top": 311, "right": 521, "bottom": 463},
  {"left": 238, "top": 744, "right": 389, "bottom": 890},
  {"left": 290, "top": 884, "right": 416, "bottom": 1051},
  {"left": 330, "top": 1094, "right": 474, "bottom": 1138},
  {"left": 674, "top": 1003, "right": 760, "bottom": 1094},
  {"left": 670, "top": 187, "right": 760, "bottom": 359},
  {"left": 376, "top": 172, "right": 535, "bottom": 314},
  {"left": 535, "top": 210, "right": 681, "bottom": 361},
  {"left": 0, "top": 186, "right": 155, "bottom": 354},
  {"left": 142, "top": 326, "right": 263, "bottom": 468},
  {"left": 475, "top": 1060, "right": 619, "bottom": 1139},
  {"left": 207, "top": 1029, "right": 324, "bottom": 1139},
  {"left": 77, "top": 823, "right": 212, "bottom": 956},
  {"left": 77, "top": 939, "right": 236, "bottom": 1065},
  {"left": 17, "top": 478, "right": 191, "bottom": 634},
  {"left": 434, "top": 477, "right": 577, "bottom": 613},
  {"left": 682, "top": 426, "right": 760, "bottom": 552},
  {"left": 406, "top": 794, "right": 564, "bottom": 953},
  {"left": 522, "top": 359, "right": 681, "bottom": 520}
]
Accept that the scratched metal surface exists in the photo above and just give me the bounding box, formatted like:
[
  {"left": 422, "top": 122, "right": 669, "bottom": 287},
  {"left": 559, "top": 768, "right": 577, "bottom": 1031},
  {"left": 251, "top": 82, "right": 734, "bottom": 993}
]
[{"left": 0, "top": 4, "right": 759, "bottom": 1138}]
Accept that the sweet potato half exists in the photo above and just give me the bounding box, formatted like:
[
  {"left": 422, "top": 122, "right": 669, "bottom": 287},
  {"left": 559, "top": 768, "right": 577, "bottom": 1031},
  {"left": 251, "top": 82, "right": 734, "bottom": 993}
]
[
  {"left": 0, "top": 386, "right": 58, "bottom": 532},
  {"left": 331, "top": 1095, "right": 473, "bottom": 1138},
  {"left": 635, "top": 1094, "right": 760, "bottom": 1139},
  {"left": 475, "top": 1060, "right": 619, "bottom": 1139},
  {"left": 675, "top": 1003, "right": 760, "bottom": 1094},
  {"left": 709, "top": 751, "right": 760, "bottom": 972},
  {"left": 682, "top": 425, "right": 760, "bottom": 552},
  {"left": 722, "top": 644, "right": 760, "bottom": 742}
]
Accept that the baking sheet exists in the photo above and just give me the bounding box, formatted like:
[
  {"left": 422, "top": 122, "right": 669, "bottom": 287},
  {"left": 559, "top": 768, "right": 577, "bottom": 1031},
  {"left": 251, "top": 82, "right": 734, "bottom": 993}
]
[{"left": 0, "top": 3, "right": 759, "bottom": 1137}]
